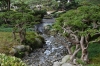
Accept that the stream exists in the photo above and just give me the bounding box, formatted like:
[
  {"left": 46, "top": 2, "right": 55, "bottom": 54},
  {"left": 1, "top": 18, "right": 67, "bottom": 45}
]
[{"left": 22, "top": 18, "right": 68, "bottom": 66}]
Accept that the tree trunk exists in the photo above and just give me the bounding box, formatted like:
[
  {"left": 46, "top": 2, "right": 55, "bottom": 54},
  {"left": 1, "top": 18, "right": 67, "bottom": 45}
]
[
  {"left": 6, "top": 0, "right": 10, "bottom": 11},
  {"left": 19, "top": 27, "right": 26, "bottom": 44},
  {"left": 7, "top": 0, "right": 10, "bottom": 11},
  {"left": 80, "top": 36, "right": 89, "bottom": 63},
  {"left": 81, "top": 48, "right": 88, "bottom": 63},
  {"left": 12, "top": 26, "right": 17, "bottom": 40},
  {"left": 70, "top": 44, "right": 80, "bottom": 62},
  {"left": 12, "top": 31, "right": 16, "bottom": 40},
  {"left": 66, "top": 45, "right": 72, "bottom": 55}
]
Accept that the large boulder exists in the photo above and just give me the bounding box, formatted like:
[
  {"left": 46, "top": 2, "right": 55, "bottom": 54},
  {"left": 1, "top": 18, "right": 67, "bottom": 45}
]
[
  {"left": 35, "top": 37, "right": 43, "bottom": 48},
  {"left": 60, "top": 55, "right": 71, "bottom": 64},
  {"left": 53, "top": 55, "right": 72, "bottom": 66},
  {"left": 53, "top": 61, "right": 61, "bottom": 66},
  {"left": 62, "top": 63, "right": 74, "bottom": 66},
  {"left": 9, "top": 45, "right": 31, "bottom": 58}
]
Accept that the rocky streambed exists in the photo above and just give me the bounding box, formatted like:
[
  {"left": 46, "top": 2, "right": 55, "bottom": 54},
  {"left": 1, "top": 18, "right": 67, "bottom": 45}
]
[{"left": 22, "top": 34, "right": 69, "bottom": 66}]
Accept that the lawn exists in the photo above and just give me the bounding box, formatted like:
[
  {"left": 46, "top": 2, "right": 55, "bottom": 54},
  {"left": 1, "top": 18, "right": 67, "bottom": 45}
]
[{"left": 0, "top": 32, "right": 19, "bottom": 55}]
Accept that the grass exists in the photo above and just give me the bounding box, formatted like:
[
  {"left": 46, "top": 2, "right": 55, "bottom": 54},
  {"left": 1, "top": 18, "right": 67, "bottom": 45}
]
[{"left": 0, "top": 32, "right": 19, "bottom": 55}]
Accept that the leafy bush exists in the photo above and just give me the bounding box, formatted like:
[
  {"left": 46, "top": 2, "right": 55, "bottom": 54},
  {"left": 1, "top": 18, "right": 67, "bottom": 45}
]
[{"left": 0, "top": 53, "right": 27, "bottom": 66}]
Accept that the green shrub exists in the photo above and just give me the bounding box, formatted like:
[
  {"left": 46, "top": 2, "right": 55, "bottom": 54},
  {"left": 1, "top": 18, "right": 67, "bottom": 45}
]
[{"left": 0, "top": 53, "right": 27, "bottom": 66}]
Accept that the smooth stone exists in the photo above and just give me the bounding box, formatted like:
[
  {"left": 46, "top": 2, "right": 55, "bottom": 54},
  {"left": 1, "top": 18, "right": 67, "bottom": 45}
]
[
  {"left": 60, "top": 55, "right": 71, "bottom": 64},
  {"left": 62, "top": 63, "right": 74, "bottom": 66},
  {"left": 53, "top": 61, "right": 61, "bottom": 66}
]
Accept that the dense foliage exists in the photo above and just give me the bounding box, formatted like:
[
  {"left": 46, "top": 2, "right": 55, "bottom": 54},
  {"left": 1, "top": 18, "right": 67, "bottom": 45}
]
[{"left": 53, "top": 5, "right": 100, "bottom": 39}]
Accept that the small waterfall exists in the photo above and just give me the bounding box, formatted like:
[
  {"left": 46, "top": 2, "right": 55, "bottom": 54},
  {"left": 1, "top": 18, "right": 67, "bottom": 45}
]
[{"left": 35, "top": 18, "right": 55, "bottom": 33}]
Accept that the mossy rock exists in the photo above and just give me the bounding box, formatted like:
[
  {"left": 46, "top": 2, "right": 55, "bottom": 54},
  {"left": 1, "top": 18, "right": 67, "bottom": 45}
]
[
  {"left": 35, "top": 37, "right": 44, "bottom": 48},
  {"left": 25, "top": 32, "right": 45, "bottom": 50},
  {"left": 36, "top": 36, "right": 45, "bottom": 44}
]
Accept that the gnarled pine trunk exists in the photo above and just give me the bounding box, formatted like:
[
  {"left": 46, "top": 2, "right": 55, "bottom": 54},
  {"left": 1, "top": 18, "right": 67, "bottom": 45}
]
[{"left": 80, "top": 36, "right": 89, "bottom": 63}]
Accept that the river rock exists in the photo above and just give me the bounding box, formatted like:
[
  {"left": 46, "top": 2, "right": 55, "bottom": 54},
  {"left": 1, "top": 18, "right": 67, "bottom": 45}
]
[
  {"left": 9, "top": 48, "right": 17, "bottom": 55},
  {"left": 62, "top": 63, "right": 74, "bottom": 66},
  {"left": 9, "top": 45, "right": 31, "bottom": 57},
  {"left": 53, "top": 61, "right": 61, "bottom": 66},
  {"left": 14, "top": 45, "right": 26, "bottom": 51},
  {"left": 60, "top": 55, "right": 71, "bottom": 64}
]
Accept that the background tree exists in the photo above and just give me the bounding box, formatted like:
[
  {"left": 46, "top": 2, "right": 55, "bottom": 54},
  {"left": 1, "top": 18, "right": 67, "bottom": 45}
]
[
  {"left": 0, "top": 1, "right": 47, "bottom": 44},
  {"left": 5, "top": 0, "right": 10, "bottom": 10},
  {"left": 0, "top": 2, "right": 35, "bottom": 44},
  {"left": 0, "top": 0, "right": 10, "bottom": 11}
]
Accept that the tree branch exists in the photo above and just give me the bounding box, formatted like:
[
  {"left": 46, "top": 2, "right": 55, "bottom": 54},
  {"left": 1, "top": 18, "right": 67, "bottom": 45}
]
[
  {"left": 70, "top": 48, "right": 81, "bottom": 62},
  {"left": 89, "top": 33, "right": 100, "bottom": 41},
  {"left": 70, "top": 34, "right": 80, "bottom": 44},
  {"left": 80, "top": 36, "right": 85, "bottom": 49}
]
